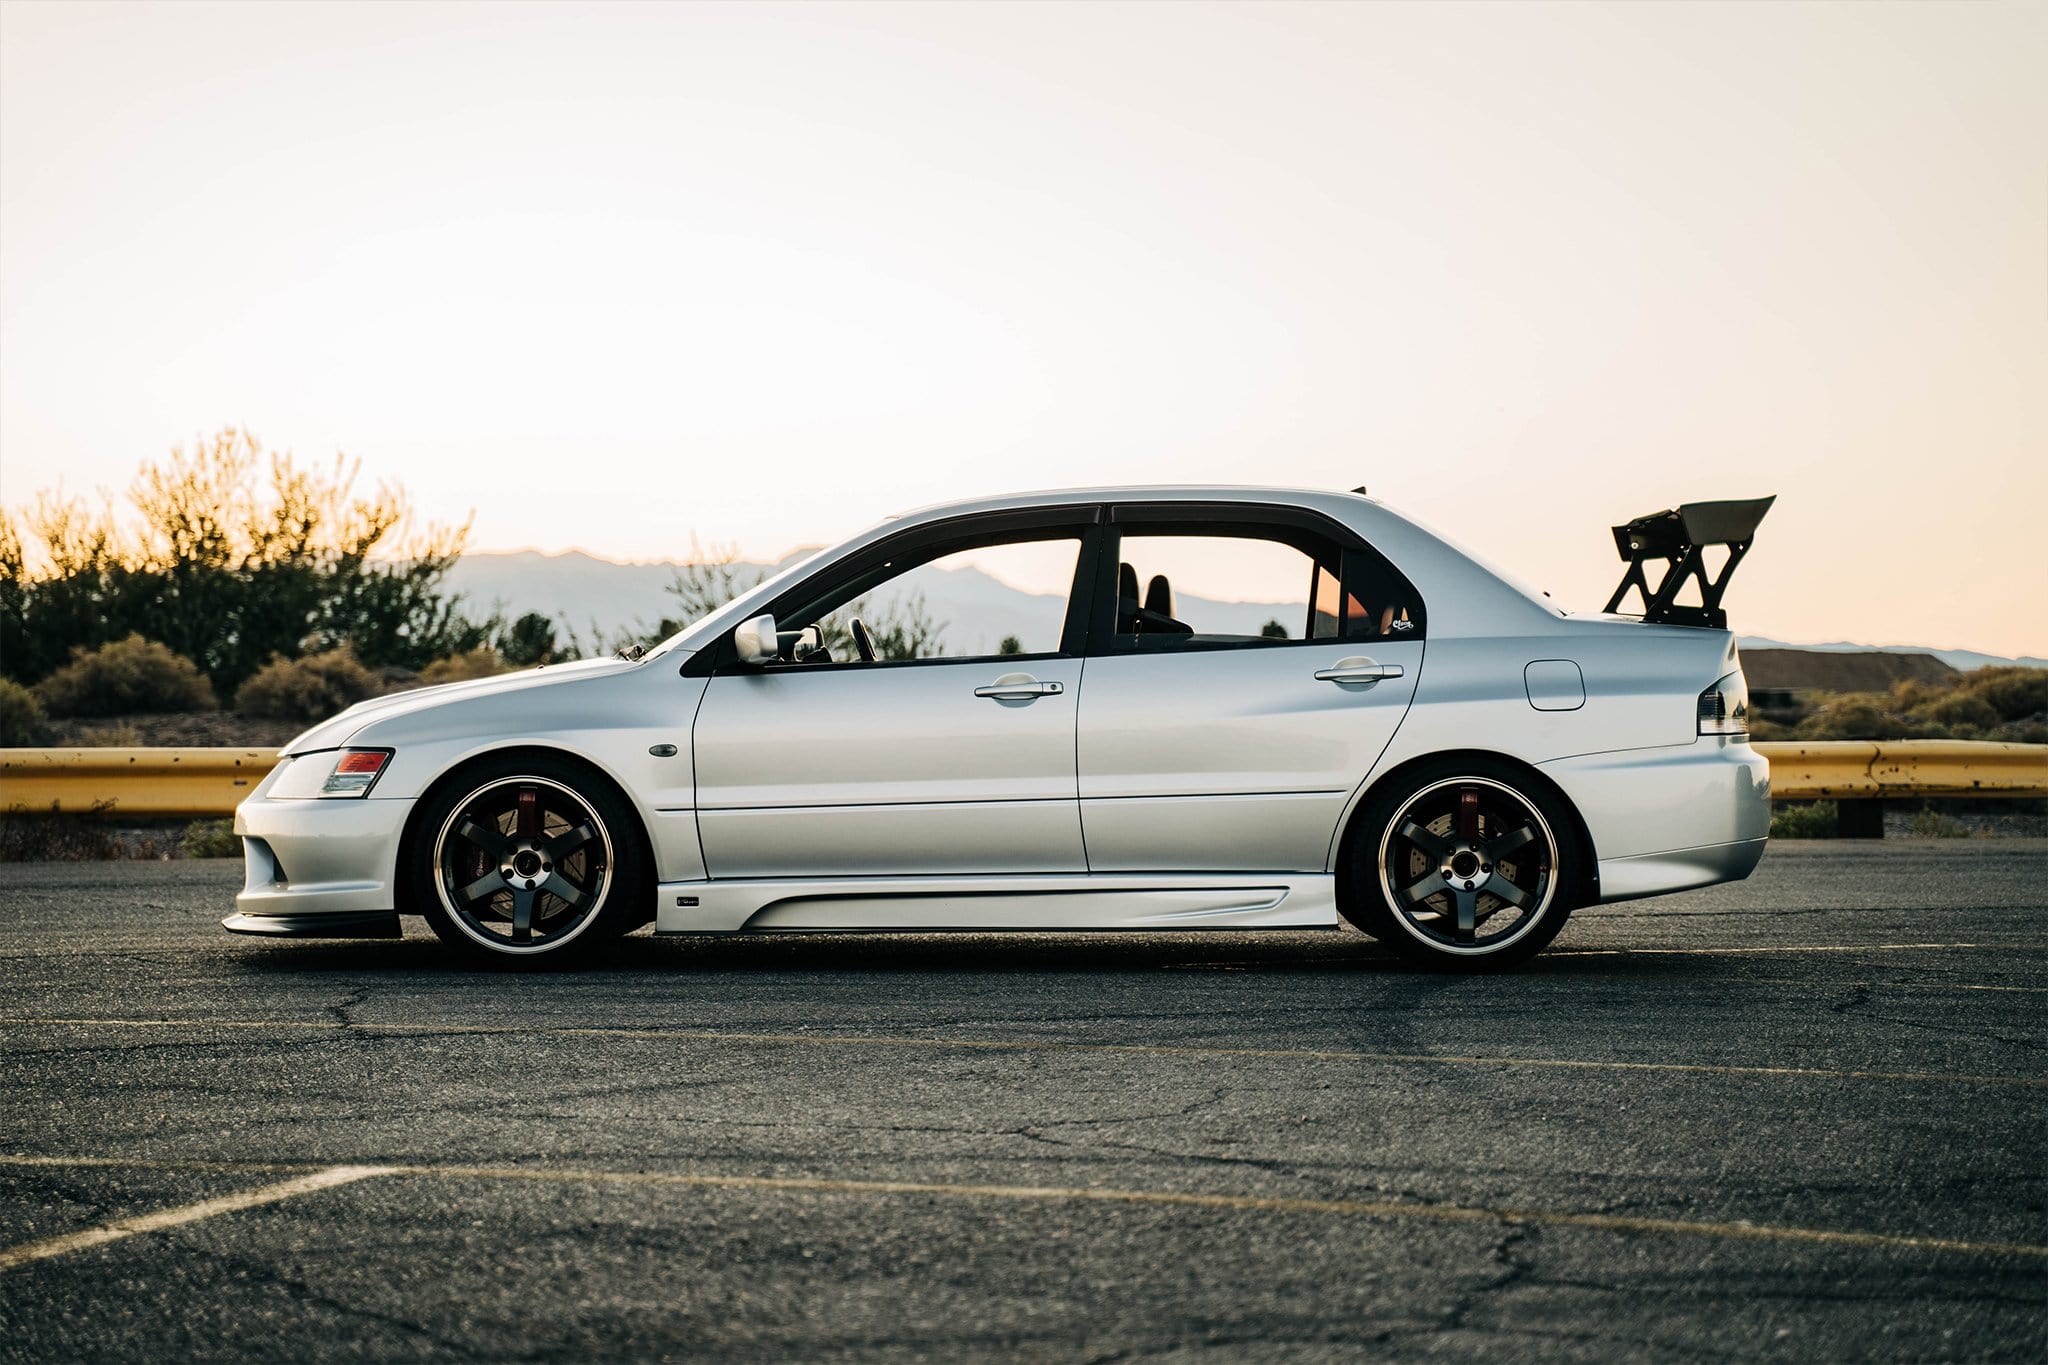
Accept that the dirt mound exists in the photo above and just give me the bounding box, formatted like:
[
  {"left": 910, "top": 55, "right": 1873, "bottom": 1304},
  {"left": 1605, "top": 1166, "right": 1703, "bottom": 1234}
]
[{"left": 1743, "top": 649, "right": 1958, "bottom": 694}]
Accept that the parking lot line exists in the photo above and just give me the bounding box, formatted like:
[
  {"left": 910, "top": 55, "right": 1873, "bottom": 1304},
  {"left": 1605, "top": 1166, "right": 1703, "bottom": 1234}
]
[
  {"left": 0, "top": 1164, "right": 392, "bottom": 1273},
  {"left": 1554, "top": 942, "right": 1989, "bottom": 956},
  {"left": 1, "top": 1154, "right": 2042, "bottom": 1263},
  {"left": 5, "top": 1014, "right": 2042, "bottom": 1089}
]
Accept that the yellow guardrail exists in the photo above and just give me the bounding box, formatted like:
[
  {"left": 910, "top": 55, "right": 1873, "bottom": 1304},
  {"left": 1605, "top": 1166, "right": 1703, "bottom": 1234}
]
[
  {"left": 1755, "top": 740, "right": 2048, "bottom": 800},
  {"left": 0, "top": 741, "right": 2043, "bottom": 821},
  {"left": 0, "top": 748, "right": 281, "bottom": 819}
]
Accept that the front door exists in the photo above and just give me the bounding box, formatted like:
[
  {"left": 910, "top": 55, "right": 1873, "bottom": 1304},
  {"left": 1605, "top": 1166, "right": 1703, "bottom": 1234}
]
[
  {"left": 1075, "top": 506, "right": 1426, "bottom": 872},
  {"left": 692, "top": 519, "right": 1095, "bottom": 878}
]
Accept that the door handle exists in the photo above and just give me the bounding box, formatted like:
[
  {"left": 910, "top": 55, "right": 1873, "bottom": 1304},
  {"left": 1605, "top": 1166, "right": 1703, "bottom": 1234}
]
[
  {"left": 974, "top": 674, "right": 1063, "bottom": 700},
  {"left": 1315, "top": 660, "right": 1403, "bottom": 685}
]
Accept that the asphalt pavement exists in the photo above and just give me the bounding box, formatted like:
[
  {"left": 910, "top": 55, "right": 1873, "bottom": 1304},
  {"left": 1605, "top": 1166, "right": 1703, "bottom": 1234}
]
[{"left": 0, "top": 841, "right": 2042, "bottom": 1361}]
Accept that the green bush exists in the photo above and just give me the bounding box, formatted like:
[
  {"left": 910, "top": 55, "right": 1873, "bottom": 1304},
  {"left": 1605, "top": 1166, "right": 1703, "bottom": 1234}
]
[
  {"left": 1794, "top": 698, "right": 1904, "bottom": 741},
  {"left": 1903, "top": 805, "right": 1972, "bottom": 839},
  {"left": 74, "top": 722, "right": 143, "bottom": 747},
  {"left": 179, "top": 819, "right": 240, "bottom": 858},
  {"left": 234, "top": 647, "right": 382, "bottom": 721},
  {"left": 419, "top": 647, "right": 511, "bottom": 685},
  {"left": 32, "top": 634, "right": 217, "bottom": 717},
  {"left": 1784, "top": 665, "right": 2048, "bottom": 743},
  {"left": 1770, "top": 801, "right": 1839, "bottom": 838},
  {"left": 2, "top": 428, "right": 491, "bottom": 694},
  {"left": 0, "top": 801, "right": 130, "bottom": 860},
  {"left": 498, "top": 612, "right": 558, "bottom": 667},
  {"left": 1966, "top": 667, "right": 2048, "bottom": 723},
  {"left": 0, "top": 678, "right": 49, "bottom": 745}
]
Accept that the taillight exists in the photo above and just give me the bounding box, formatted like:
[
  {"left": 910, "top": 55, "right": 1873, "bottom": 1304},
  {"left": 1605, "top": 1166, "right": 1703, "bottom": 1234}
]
[{"left": 1697, "top": 672, "right": 1749, "bottom": 736}]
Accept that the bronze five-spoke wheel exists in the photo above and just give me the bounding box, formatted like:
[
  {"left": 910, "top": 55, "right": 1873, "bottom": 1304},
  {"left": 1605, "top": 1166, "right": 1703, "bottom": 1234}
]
[
  {"left": 410, "top": 755, "right": 649, "bottom": 964},
  {"left": 1344, "top": 762, "right": 1581, "bottom": 968}
]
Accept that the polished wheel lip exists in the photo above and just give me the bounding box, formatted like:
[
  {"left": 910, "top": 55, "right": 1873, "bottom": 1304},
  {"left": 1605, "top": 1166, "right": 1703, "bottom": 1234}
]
[
  {"left": 432, "top": 775, "right": 614, "bottom": 956},
  {"left": 1377, "top": 775, "right": 1558, "bottom": 957}
]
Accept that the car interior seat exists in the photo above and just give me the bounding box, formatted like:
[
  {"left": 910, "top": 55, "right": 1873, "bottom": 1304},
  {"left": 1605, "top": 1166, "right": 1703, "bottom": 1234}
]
[
  {"left": 1117, "top": 562, "right": 1140, "bottom": 634},
  {"left": 1143, "top": 575, "right": 1173, "bottom": 620}
]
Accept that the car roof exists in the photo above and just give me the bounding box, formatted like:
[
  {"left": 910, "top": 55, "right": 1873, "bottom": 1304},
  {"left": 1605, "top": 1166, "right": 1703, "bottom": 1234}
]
[{"left": 887, "top": 485, "right": 1374, "bottom": 523}]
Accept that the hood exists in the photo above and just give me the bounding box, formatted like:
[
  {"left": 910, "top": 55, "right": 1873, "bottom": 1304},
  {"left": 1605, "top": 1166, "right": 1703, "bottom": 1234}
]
[{"left": 280, "top": 655, "right": 657, "bottom": 754}]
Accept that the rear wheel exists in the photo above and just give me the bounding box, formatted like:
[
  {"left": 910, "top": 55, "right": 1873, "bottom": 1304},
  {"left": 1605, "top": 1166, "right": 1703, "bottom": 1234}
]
[
  {"left": 1343, "top": 761, "right": 1580, "bottom": 968},
  {"left": 409, "top": 755, "right": 647, "bottom": 965}
]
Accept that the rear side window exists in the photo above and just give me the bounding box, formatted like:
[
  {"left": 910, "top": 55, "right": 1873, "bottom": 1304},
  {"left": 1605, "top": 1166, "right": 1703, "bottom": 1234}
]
[{"left": 1106, "top": 517, "right": 1423, "bottom": 653}]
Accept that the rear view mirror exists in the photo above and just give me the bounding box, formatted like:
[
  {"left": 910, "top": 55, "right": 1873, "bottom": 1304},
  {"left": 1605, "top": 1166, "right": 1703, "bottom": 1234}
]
[{"left": 734, "top": 613, "right": 779, "bottom": 664}]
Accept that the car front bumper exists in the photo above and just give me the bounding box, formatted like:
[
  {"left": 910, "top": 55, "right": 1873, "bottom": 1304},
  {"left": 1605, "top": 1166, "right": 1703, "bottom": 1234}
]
[
  {"left": 229, "top": 789, "right": 413, "bottom": 925},
  {"left": 1540, "top": 736, "right": 1772, "bottom": 903}
]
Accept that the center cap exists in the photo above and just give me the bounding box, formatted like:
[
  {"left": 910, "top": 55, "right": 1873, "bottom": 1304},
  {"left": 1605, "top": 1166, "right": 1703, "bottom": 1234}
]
[
  {"left": 513, "top": 850, "right": 543, "bottom": 878},
  {"left": 1444, "top": 847, "right": 1490, "bottom": 891}
]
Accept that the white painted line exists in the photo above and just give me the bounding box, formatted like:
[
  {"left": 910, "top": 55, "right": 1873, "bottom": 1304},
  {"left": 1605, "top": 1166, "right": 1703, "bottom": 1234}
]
[
  {"left": 0, "top": 1164, "right": 394, "bottom": 1273},
  {"left": 1555, "top": 942, "right": 1988, "bottom": 956},
  {"left": 1, "top": 1155, "right": 2042, "bottom": 1262}
]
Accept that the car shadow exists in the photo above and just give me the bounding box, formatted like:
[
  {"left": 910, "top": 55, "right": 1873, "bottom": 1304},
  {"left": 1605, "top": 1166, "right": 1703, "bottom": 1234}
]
[{"left": 223, "top": 927, "right": 1727, "bottom": 984}]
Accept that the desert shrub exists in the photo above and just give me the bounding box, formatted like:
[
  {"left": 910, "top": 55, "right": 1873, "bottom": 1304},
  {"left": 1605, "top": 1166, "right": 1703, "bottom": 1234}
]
[
  {"left": 0, "top": 678, "right": 48, "bottom": 745},
  {"left": 1786, "top": 665, "right": 2048, "bottom": 743},
  {"left": 3, "top": 428, "right": 491, "bottom": 693},
  {"left": 1912, "top": 691, "right": 2000, "bottom": 736},
  {"left": 234, "top": 647, "right": 381, "bottom": 721},
  {"left": 499, "top": 612, "right": 558, "bottom": 666},
  {"left": 32, "top": 634, "right": 216, "bottom": 717},
  {"left": 1795, "top": 697, "right": 1906, "bottom": 741},
  {"left": 419, "top": 647, "right": 511, "bottom": 685},
  {"left": 1769, "top": 801, "right": 1838, "bottom": 839},
  {"left": 75, "top": 722, "right": 143, "bottom": 747},
  {"left": 179, "top": 819, "right": 240, "bottom": 858},
  {"left": 1903, "top": 805, "right": 1972, "bottom": 839},
  {"left": 1963, "top": 667, "right": 2048, "bottom": 723},
  {"left": 0, "top": 801, "right": 128, "bottom": 860}
]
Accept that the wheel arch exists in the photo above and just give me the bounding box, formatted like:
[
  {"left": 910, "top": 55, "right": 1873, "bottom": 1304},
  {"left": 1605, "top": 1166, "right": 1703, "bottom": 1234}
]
[
  {"left": 1330, "top": 748, "right": 1600, "bottom": 910},
  {"left": 394, "top": 742, "right": 659, "bottom": 925}
]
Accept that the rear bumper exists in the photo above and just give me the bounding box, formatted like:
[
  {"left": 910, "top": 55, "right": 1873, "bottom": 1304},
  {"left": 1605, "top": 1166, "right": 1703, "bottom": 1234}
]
[
  {"left": 1540, "top": 737, "right": 1771, "bottom": 903},
  {"left": 231, "top": 790, "right": 412, "bottom": 922}
]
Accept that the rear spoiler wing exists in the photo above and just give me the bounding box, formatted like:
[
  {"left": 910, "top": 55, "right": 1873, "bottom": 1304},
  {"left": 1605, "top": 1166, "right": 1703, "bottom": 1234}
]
[{"left": 1603, "top": 496, "right": 1775, "bottom": 629}]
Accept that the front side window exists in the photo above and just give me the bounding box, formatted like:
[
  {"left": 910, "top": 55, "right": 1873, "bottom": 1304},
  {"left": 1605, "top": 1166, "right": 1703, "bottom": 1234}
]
[
  {"left": 768, "top": 530, "right": 1083, "bottom": 666},
  {"left": 1107, "top": 517, "right": 1422, "bottom": 653}
]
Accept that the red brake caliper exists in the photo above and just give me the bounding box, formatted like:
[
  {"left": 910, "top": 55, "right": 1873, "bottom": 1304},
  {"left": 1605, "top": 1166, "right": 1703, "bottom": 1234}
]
[
  {"left": 1458, "top": 788, "right": 1480, "bottom": 842},
  {"left": 517, "top": 787, "right": 538, "bottom": 839}
]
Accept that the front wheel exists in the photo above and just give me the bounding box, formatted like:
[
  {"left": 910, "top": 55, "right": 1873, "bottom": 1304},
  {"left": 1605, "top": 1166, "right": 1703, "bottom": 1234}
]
[
  {"left": 407, "top": 755, "right": 648, "bottom": 965},
  {"left": 1342, "top": 762, "right": 1582, "bottom": 968}
]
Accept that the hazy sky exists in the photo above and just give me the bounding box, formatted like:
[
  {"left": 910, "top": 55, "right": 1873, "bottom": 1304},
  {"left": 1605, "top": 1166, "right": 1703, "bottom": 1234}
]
[{"left": 2, "top": 1, "right": 2042, "bottom": 653}]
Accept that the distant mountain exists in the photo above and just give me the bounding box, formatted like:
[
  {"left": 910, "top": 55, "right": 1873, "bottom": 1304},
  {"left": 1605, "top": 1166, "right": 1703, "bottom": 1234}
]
[
  {"left": 445, "top": 550, "right": 2047, "bottom": 668},
  {"left": 1735, "top": 636, "right": 2048, "bottom": 673}
]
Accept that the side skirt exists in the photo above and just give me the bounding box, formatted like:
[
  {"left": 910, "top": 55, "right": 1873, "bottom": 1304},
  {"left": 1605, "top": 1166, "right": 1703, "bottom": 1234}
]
[{"left": 654, "top": 874, "right": 1339, "bottom": 934}]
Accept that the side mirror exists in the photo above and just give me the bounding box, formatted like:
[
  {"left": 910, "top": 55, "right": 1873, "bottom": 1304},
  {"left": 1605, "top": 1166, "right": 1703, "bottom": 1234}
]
[{"left": 733, "top": 613, "right": 779, "bottom": 664}]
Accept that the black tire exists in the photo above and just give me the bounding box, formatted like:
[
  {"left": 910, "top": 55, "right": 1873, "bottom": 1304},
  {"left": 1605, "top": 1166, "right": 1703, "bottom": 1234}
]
[
  {"left": 1341, "top": 758, "right": 1582, "bottom": 969},
  {"left": 406, "top": 752, "right": 650, "bottom": 966}
]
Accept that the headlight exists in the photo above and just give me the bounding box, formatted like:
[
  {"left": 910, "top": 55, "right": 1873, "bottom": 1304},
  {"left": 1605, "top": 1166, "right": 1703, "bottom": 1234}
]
[
  {"left": 1697, "top": 671, "right": 1749, "bottom": 736},
  {"left": 267, "top": 748, "right": 394, "bottom": 798}
]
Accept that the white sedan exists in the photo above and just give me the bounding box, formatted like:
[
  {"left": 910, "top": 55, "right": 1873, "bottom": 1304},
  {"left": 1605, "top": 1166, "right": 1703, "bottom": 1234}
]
[{"left": 226, "top": 486, "right": 1771, "bottom": 968}]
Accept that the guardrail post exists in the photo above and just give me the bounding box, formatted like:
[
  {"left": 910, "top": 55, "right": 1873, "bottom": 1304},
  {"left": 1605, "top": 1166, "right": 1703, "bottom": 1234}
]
[{"left": 1835, "top": 799, "right": 1885, "bottom": 839}]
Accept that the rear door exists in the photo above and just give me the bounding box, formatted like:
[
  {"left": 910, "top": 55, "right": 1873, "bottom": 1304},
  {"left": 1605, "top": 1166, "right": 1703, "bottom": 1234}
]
[{"left": 1075, "top": 503, "right": 1424, "bottom": 872}]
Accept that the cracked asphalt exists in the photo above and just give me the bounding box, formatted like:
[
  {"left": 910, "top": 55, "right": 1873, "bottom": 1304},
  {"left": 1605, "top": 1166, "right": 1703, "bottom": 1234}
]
[{"left": 0, "top": 840, "right": 2043, "bottom": 1361}]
